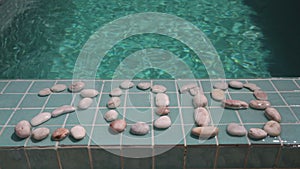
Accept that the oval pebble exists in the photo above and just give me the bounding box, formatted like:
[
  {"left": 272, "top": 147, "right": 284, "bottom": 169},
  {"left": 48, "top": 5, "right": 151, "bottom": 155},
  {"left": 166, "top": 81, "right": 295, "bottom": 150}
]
[
  {"left": 249, "top": 100, "right": 271, "bottom": 110},
  {"left": 104, "top": 110, "right": 119, "bottom": 122},
  {"left": 263, "top": 120, "right": 281, "bottom": 137},
  {"left": 179, "top": 83, "right": 198, "bottom": 94},
  {"left": 265, "top": 107, "right": 281, "bottom": 123},
  {"left": 80, "top": 89, "right": 99, "bottom": 98},
  {"left": 52, "top": 128, "right": 69, "bottom": 141},
  {"left": 15, "top": 120, "right": 31, "bottom": 139},
  {"left": 154, "top": 116, "right": 171, "bottom": 129},
  {"left": 52, "top": 105, "right": 76, "bottom": 117},
  {"left": 248, "top": 128, "right": 267, "bottom": 140},
  {"left": 155, "top": 106, "right": 170, "bottom": 116},
  {"left": 110, "top": 88, "right": 122, "bottom": 97},
  {"left": 31, "top": 127, "right": 50, "bottom": 141},
  {"left": 51, "top": 84, "right": 67, "bottom": 92},
  {"left": 211, "top": 89, "right": 225, "bottom": 101},
  {"left": 243, "top": 83, "right": 261, "bottom": 91},
  {"left": 30, "top": 112, "right": 51, "bottom": 126},
  {"left": 226, "top": 123, "right": 247, "bottom": 136},
  {"left": 222, "top": 100, "right": 249, "bottom": 109},
  {"left": 70, "top": 125, "right": 86, "bottom": 140},
  {"left": 130, "top": 122, "right": 150, "bottom": 135},
  {"left": 137, "top": 82, "right": 151, "bottom": 90},
  {"left": 38, "top": 88, "right": 52, "bottom": 97},
  {"left": 229, "top": 80, "right": 244, "bottom": 89},
  {"left": 213, "top": 82, "right": 228, "bottom": 90},
  {"left": 68, "top": 81, "right": 85, "bottom": 92},
  {"left": 191, "top": 126, "right": 219, "bottom": 139},
  {"left": 119, "top": 80, "right": 134, "bottom": 89},
  {"left": 151, "top": 85, "right": 167, "bottom": 93},
  {"left": 78, "top": 98, "right": 93, "bottom": 110},
  {"left": 192, "top": 94, "right": 208, "bottom": 108},
  {"left": 189, "top": 87, "right": 203, "bottom": 96},
  {"left": 194, "top": 107, "right": 210, "bottom": 126},
  {"left": 253, "top": 90, "right": 268, "bottom": 100},
  {"left": 107, "top": 97, "right": 121, "bottom": 108},
  {"left": 110, "top": 119, "right": 127, "bottom": 133},
  {"left": 155, "top": 93, "right": 170, "bottom": 107}
]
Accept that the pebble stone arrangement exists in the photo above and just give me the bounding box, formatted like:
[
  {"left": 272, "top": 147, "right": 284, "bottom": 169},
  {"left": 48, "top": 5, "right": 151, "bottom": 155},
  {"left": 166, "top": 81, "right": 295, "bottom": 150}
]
[{"left": 14, "top": 80, "right": 282, "bottom": 142}]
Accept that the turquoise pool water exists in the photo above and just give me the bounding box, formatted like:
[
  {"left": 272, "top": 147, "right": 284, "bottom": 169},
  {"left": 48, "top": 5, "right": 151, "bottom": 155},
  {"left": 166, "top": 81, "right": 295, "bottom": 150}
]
[{"left": 0, "top": 0, "right": 271, "bottom": 79}]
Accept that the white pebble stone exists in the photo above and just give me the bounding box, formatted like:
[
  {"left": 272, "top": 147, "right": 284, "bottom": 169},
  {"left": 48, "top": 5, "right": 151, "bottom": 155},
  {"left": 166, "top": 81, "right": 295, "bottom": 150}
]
[
  {"left": 211, "top": 89, "right": 225, "bottom": 101},
  {"left": 30, "top": 112, "right": 51, "bottom": 126},
  {"left": 179, "top": 83, "right": 198, "bottom": 94},
  {"left": 192, "top": 126, "right": 219, "bottom": 139},
  {"left": 50, "top": 84, "right": 67, "bottom": 92},
  {"left": 130, "top": 122, "right": 150, "bottom": 135},
  {"left": 31, "top": 127, "right": 50, "bottom": 141},
  {"left": 137, "top": 82, "right": 151, "bottom": 90},
  {"left": 222, "top": 100, "right": 249, "bottom": 109},
  {"left": 119, "top": 80, "right": 134, "bottom": 89},
  {"left": 248, "top": 128, "right": 267, "bottom": 140},
  {"left": 155, "top": 106, "right": 170, "bottom": 116},
  {"left": 71, "top": 125, "right": 86, "bottom": 140},
  {"left": 68, "top": 81, "right": 85, "bottom": 92},
  {"left": 78, "top": 98, "right": 93, "bottom": 110},
  {"left": 229, "top": 80, "right": 244, "bottom": 89},
  {"left": 192, "top": 94, "right": 208, "bottom": 108},
  {"left": 155, "top": 93, "right": 170, "bottom": 107},
  {"left": 110, "top": 119, "right": 127, "bottom": 133},
  {"left": 194, "top": 107, "right": 210, "bottom": 126},
  {"left": 154, "top": 116, "right": 171, "bottom": 129},
  {"left": 52, "top": 128, "right": 69, "bottom": 141},
  {"left": 189, "top": 87, "right": 203, "bottom": 96},
  {"left": 107, "top": 97, "right": 121, "bottom": 108},
  {"left": 104, "top": 110, "right": 119, "bottom": 121},
  {"left": 80, "top": 89, "right": 99, "bottom": 98},
  {"left": 151, "top": 85, "right": 167, "bottom": 93},
  {"left": 15, "top": 120, "right": 31, "bottom": 139},
  {"left": 249, "top": 100, "right": 271, "bottom": 110},
  {"left": 265, "top": 107, "right": 281, "bottom": 123},
  {"left": 263, "top": 120, "right": 281, "bottom": 137},
  {"left": 110, "top": 88, "right": 122, "bottom": 97},
  {"left": 226, "top": 123, "right": 247, "bottom": 136},
  {"left": 253, "top": 90, "right": 268, "bottom": 101},
  {"left": 213, "top": 82, "right": 228, "bottom": 90},
  {"left": 52, "top": 105, "right": 76, "bottom": 117},
  {"left": 38, "top": 88, "right": 52, "bottom": 97}
]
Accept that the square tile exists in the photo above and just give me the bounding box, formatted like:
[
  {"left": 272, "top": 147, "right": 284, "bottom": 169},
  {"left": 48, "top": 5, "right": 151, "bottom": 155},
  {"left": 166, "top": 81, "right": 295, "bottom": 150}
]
[
  {"left": 216, "top": 145, "right": 248, "bottom": 168},
  {"left": 26, "top": 148, "right": 60, "bottom": 169},
  {"left": 152, "top": 80, "right": 177, "bottom": 92},
  {"left": 0, "top": 127, "right": 27, "bottom": 147},
  {"left": 216, "top": 125, "right": 249, "bottom": 145},
  {"left": 272, "top": 80, "right": 299, "bottom": 91},
  {"left": 154, "top": 146, "right": 184, "bottom": 169},
  {"left": 59, "top": 126, "right": 92, "bottom": 146},
  {"left": 26, "top": 126, "right": 59, "bottom": 147},
  {"left": 295, "top": 79, "right": 300, "bottom": 88},
  {"left": 267, "top": 93, "right": 286, "bottom": 106},
  {"left": 278, "top": 146, "right": 300, "bottom": 168},
  {"left": 275, "top": 107, "right": 298, "bottom": 123},
  {"left": 98, "top": 94, "right": 125, "bottom": 108},
  {"left": 246, "top": 145, "right": 279, "bottom": 168},
  {"left": 281, "top": 92, "right": 300, "bottom": 106},
  {"left": 154, "top": 125, "right": 184, "bottom": 145},
  {"left": 0, "top": 94, "right": 23, "bottom": 108},
  {"left": 279, "top": 124, "right": 300, "bottom": 145},
  {"left": 123, "top": 147, "right": 153, "bottom": 169},
  {"left": 125, "top": 108, "right": 152, "bottom": 124},
  {"left": 90, "top": 126, "right": 121, "bottom": 146},
  {"left": 122, "top": 124, "right": 152, "bottom": 145},
  {"left": 200, "top": 80, "right": 213, "bottom": 92},
  {"left": 247, "top": 79, "right": 276, "bottom": 91},
  {"left": 186, "top": 145, "right": 216, "bottom": 168},
  {"left": 184, "top": 125, "right": 217, "bottom": 145},
  {"left": 8, "top": 109, "right": 41, "bottom": 125},
  {"left": 91, "top": 147, "right": 121, "bottom": 169},
  {"left": 66, "top": 109, "right": 96, "bottom": 125},
  {"left": 28, "top": 81, "right": 55, "bottom": 93},
  {"left": 0, "top": 110, "right": 13, "bottom": 125},
  {"left": 45, "top": 94, "right": 74, "bottom": 107},
  {"left": 77, "top": 80, "right": 103, "bottom": 91},
  {"left": 95, "top": 108, "right": 124, "bottom": 125},
  {"left": 0, "top": 81, "right": 8, "bottom": 92},
  {"left": 58, "top": 148, "right": 90, "bottom": 169},
  {"left": 0, "top": 148, "right": 28, "bottom": 169},
  {"left": 102, "top": 80, "right": 124, "bottom": 93},
  {"left": 181, "top": 108, "right": 195, "bottom": 125},
  {"left": 19, "top": 94, "right": 48, "bottom": 108},
  {"left": 178, "top": 94, "right": 193, "bottom": 107},
  {"left": 210, "top": 108, "right": 240, "bottom": 125},
  {"left": 244, "top": 124, "right": 281, "bottom": 145},
  {"left": 176, "top": 80, "right": 200, "bottom": 92},
  {"left": 126, "top": 93, "right": 151, "bottom": 107},
  {"left": 229, "top": 92, "right": 256, "bottom": 103},
  {"left": 4, "top": 81, "right": 31, "bottom": 93},
  {"left": 291, "top": 107, "right": 300, "bottom": 121},
  {"left": 238, "top": 109, "right": 268, "bottom": 124}
]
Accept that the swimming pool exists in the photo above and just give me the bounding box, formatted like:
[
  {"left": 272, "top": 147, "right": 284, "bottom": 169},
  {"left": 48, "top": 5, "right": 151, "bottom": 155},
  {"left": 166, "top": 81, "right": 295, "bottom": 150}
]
[{"left": 0, "top": 0, "right": 278, "bottom": 79}]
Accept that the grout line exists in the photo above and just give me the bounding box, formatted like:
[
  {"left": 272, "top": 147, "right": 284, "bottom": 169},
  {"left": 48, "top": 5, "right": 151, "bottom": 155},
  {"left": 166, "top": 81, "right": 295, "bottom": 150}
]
[
  {"left": 293, "top": 79, "right": 300, "bottom": 89},
  {"left": 0, "top": 80, "right": 11, "bottom": 94}
]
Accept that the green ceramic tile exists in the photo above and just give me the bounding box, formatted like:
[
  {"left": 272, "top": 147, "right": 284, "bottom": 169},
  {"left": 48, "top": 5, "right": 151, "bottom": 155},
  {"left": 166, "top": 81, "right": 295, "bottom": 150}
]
[
  {"left": 123, "top": 147, "right": 153, "bottom": 169},
  {"left": 66, "top": 109, "right": 96, "bottom": 125},
  {"left": 154, "top": 125, "right": 184, "bottom": 145},
  {"left": 200, "top": 80, "right": 214, "bottom": 92},
  {"left": 184, "top": 125, "right": 217, "bottom": 145},
  {"left": 91, "top": 147, "right": 122, "bottom": 169},
  {"left": 238, "top": 109, "right": 268, "bottom": 124},
  {"left": 8, "top": 109, "right": 41, "bottom": 125},
  {"left": 26, "top": 126, "right": 59, "bottom": 147},
  {"left": 4, "top": 81, "right": 31, "bottom": 93},
  {"left": 90, "top": 126, "right": 121, "bottom": 146},
  {"left": 216, "top": 145, "right": 248, "bottom": 168},
  {"left": 186, "top": 145, "right": 216, "bottom": 169},
  {"left": 0, "top": 94, "right": 23, "bottom": 108},
  {"left": 272, "top": 80, "right": 299, "bottom": 91},
  {"left": 295, "top": 79, "right": 300, "bottom": 88},
  {"left": 291, "top": 107, "right": 300, "bottom": 121},
  {"left": 0, "top": 81, "right": 8, "bottom": 92},
  {"left": 281, "top": 92, "right": 300, "bottom": 106},
  {"left": 19, "top": 94, "right": 48, "bottom": 108},
  {"left": 278, "top": 146, "right": 300, "bottom": 168},
  {"left": 26, "top": 148, "right": 60, "bottom": 169},
  {"left": 267, "top": 93, "right": 286, "bottom": 106},
  {"left": 0, "top": 127, "right": 27, "bottom": 146},
  {"left": 73, "top": 94, "right": 98, "bottom": 108},
  {"left": 0, "top": 148, "right": 28, "bottom": 169},
  {"left": 244, "top": 124, "right": 281, "bottom": 145},
  {"left": 229, "top": 92, "right": 256, "bottom": 103},
  {"left": 95, "top": 108, "right": 124, "bottom": 125},
  {"left": 217, "top": 125, "right": 249, "bottom": 145},
  {"left": 125, "top": 108, "right": 152, "bottom": 124},
  {"left": 77, "top": 80, "right": 103, "bottom": 90},
  {"left": 210, "top": 108, "right": 240, "bottom": 125},
  {"left": 153, "top": 108, "right": 181, "bottom": 125},
  {"left": 181, "top": 108, "right": 195, "bottom": 125},
  {"left": 279, "top": 124, "right": 300, "bottom": 145},
  {"left": 122, "top": 124, "right": 152, "bottom": 145},
  {"left": 176, "top": 80, "right": 199, "bottom": 91},
  {"left": 58, "top": 148, "right": 90, "bottom": 169},
  {"left": 102, "top": 80, "right": 125, "bottom": 92},
  {"left": 154, "top": 146, "right": 184, "bottom": 169},
  {"left": 45, "top": 94, "right": 74, "bottom": 107},
  {"left": 0, "top": 110, "right": 13, "bottom": 125},
  {"left": 247, "top": 79, "right": 276, "bottom": 91},
  {"left": 59, "top": 126, "right": 92, "bottom": 146},
  {"left": 275, "top": 107, "right": 298, "bottom": 123},
  {"left": 126, "top": 93, "right": 151, "bottom": 107},
  {"left": 152, "top": 80, "right": 177, "bottom": 92},
  {"left": 28, "top": 81, "right": 55, "bottom": 93},
  {"left": 98, "top": 94, "right": 125, "bottom": 108},
  {"left": 246, "top": 145, "right": 279, "bottom": 168},
  {"left": 179, "top": 93, "right": 193, "bottom": 107}
]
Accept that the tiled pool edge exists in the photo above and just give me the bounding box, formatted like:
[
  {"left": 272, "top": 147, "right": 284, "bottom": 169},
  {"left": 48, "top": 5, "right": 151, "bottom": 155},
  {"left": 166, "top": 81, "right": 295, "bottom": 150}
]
[{"left": 0, "top": 78, "right": 299, "bottom": 169}]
